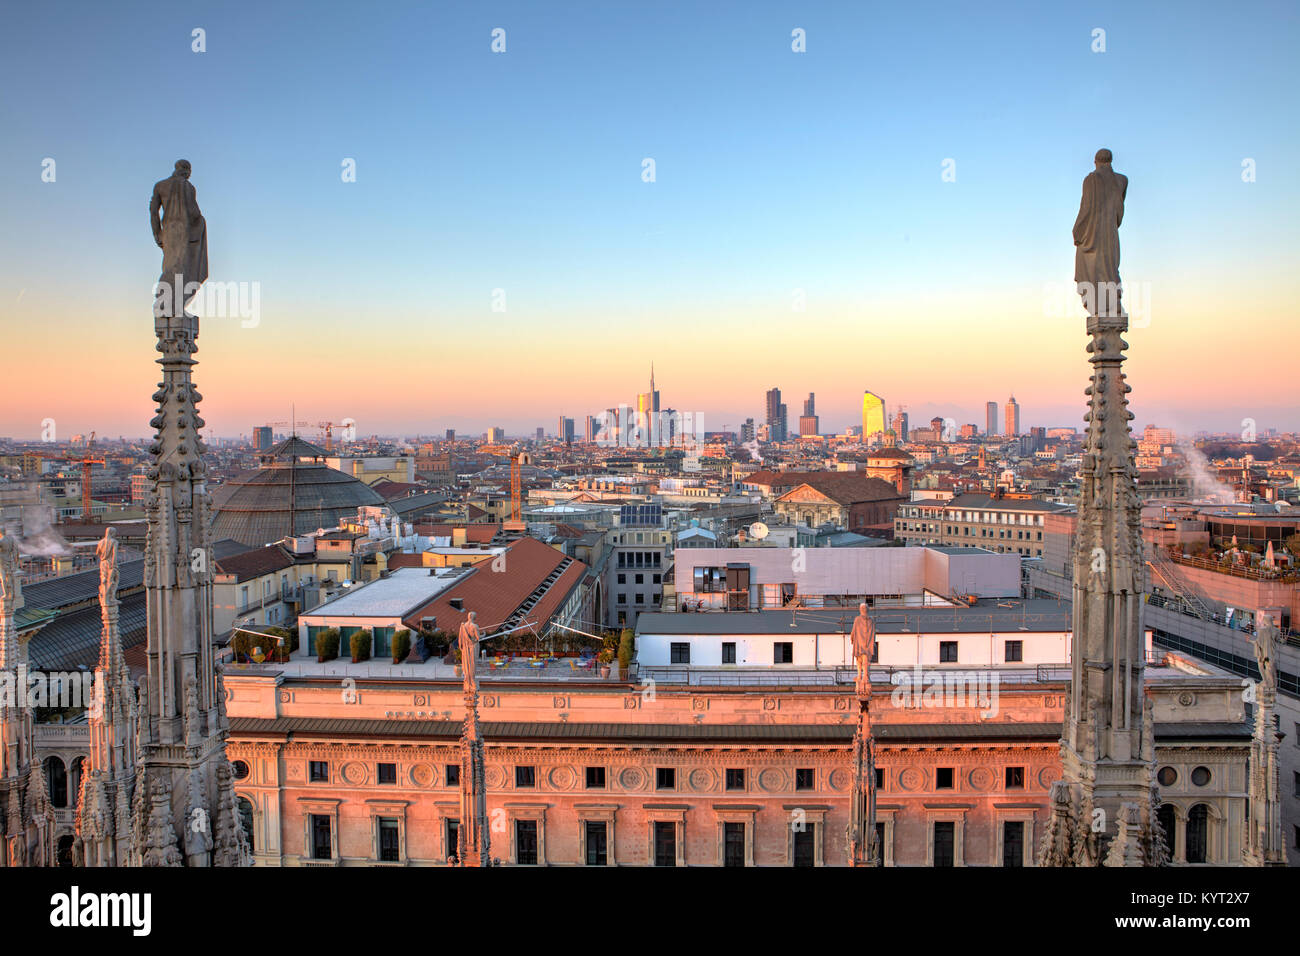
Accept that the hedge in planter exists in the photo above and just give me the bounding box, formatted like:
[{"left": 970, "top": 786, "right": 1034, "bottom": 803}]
[
  {"left": 392, "top": 629, "right": 412, "bottom": 663},
  {"left": 317, "top": 629, "right": 340, "bottom": 663},
  {"left": 617, "top": 628, "right": 634, "bottom": 674},
  {"left": 350, "top": 630, "right": 372, "bottom": 662}
]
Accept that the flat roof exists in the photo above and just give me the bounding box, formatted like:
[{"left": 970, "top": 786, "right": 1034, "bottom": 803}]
[
  {"left": 302, "top": 566, "right": 471, "bottom": 620},
  {"left": 637, "top": 601, "right": 1072, "bottom": 636}
]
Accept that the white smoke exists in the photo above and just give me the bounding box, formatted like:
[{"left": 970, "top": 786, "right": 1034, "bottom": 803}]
[
  {"left": 1177, "top": 443, "right": 1236, "bottom": 504},
  {"left": 6, "top": 504, "right": 75, "bottom": 557},
  {"left": 742, "top": 439, "right": 761, "bottom": 462}
]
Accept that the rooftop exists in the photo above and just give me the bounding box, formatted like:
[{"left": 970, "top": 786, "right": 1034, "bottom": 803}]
[
  {"left": 302, "top": 566, "right": 472, "bottom": 620},
  {"left": 636, "top": 601, "right": 1073, "bottom": 636}
]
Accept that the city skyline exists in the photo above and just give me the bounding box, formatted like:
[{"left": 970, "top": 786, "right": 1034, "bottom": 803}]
[{"left": 1, "top": 1, "right": 1297, "bottom": 439}]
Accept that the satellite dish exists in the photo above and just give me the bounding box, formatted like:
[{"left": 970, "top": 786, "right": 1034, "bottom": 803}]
[{"left": 749, "top": 522, "right": 769, "bottom": 540}]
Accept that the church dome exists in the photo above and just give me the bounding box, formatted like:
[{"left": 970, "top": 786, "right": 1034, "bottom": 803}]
[{"left": 209, "top": 437, "right": 386, "bottom": 547}]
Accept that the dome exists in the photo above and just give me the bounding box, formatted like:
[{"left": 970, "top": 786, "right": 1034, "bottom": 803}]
[{"left": 210, "top": 437, "right": 387, "bottom": 546}]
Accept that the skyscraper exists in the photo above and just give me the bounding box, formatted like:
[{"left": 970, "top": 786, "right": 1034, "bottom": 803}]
[
  {"left": 638, "top": 363, "right": 661, "bottom": 446},
  {"left": 862, "top": 391, "right": 886, "bottom": 442},
  {"left": 765, "top": 387, "right": 787, "bottom": 441},
  {"left": 253, "top": 425, "right": 273, "bottom": 451},
  {"left": 558, "top": 416, "right": 574, "bottom": 443},
  {"left": 584, "top": 416, "right": 598, "bottom": 443},
  {"left": 1005, "top": 395, "right": 1020, "bottom": 438},
  {"left": 985, "top": 401, "right": 998, "bottom": 437},
  {"left": 891, "top": 410, "right": 908, "bottom": 442},
  {"left": 799, "top": 393, "right": 819, "bottom": 436}
]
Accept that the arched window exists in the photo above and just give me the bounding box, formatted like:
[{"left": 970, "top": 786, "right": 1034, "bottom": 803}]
[
  {"left": 1186, "top": 804, "right": 1210, "bottom": 864},
  {"left": 1156, "top": 804, "right": 1176, "bottom": 861},
  {"left": 237, "top": 796, "right": 256, "bottom": 854},
  {"left": 45, "top": 756, "right": 67, "bottom": 808},
  {"left": 69, "top": 757, "right": 84, "bottom": 804}
]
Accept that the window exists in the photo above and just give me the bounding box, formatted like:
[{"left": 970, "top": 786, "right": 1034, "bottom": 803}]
[
  {"left": 635, "top": 573, "right": 644, "bottom": 584},
  {"left": 694, "top": 566, "right": 726, "bottom": 593},
  {"left": 653, "top": 574, "right": 661, "bottom": 584},
  {"left": 378, "top": 818, "right": 400, "bottom": 862},
  {"left": 232, "top": 760, "right": 250, "bottom": 781},
  {"left": 446, "top": 764, "right": 460, "bottom": 786},
  {"left": 617, "top": 573, "right": 626, "bottom": 584},
  {"left": 774, "top": 642, "right": 793, "bottom": 664},
  {"left": 617, "top": 593, "right": 626, "bottom": 605},
  {"left": 656, "top": 767, "right": 676, "bottom": 790},
  {"left": 722, "top": 642, "right": 736, "bottom": 664},
  {"left": 939, "top": 642, "right": 958, "bottom": 663},
  {"left": 311, "top": 814, "right": 332, "bottom": 860},
  {"left": 1186, "top": 805, "right": 1209, "bottom": 863},
  {"left": 1157, "top": 766, "right": 1177, "bottom": 786},
  {"left": 585, "top": 766, "right": 606, "bottom": 789},
  {"left": 585, "top": 821, "right": 607, "bottom": 865},
  {"left": 670, "top": 643, "right": 690, "bottom": 665},
  {"left": 875, "top": 767, "right": 884, "bottom": 789},
  {"left": 1004, "top": 640, "right": 1023, "bottom": 663},
  {"left": 377, "top": 762, "right": 397, "bottom": 785},
  {"left": 1191, "top": 766, "right": 1211, "bottom": 787},
  {"left": 724, "top": 822, "right": 746, "bottom": 867},
  {"left": 515, "top": 766, "right": 536, "bottom": 788},
  {"left": 654, "top": 821, "right": 677, "bottom": 866},
  {"left": 515, "top": 820, "right": 538, "bottom": 865},
  {"left": 725, "top": 769, "right": 745, "bottom": 791},
  {"left": 445, "top": 819, "right": 460, "bottom": 862},
  {"left": 793, "top": 824, "right": 816, "bottom": 867},
  {"left": 936, "top": 767, "right": 954, "bottom": 789},
  {"left": 933, "top": 821, "right": 955, "bottom": 867},
  {"left": 309, "top": 761, "right": 329, "bottom": 783},
  {"left": 1003, "top": 822, "right": 1024, "bottom": 868},
  {"left": 635, "top": 593, "right": 644, "bottom": 604},
  {"left": 1005, "top": 766, "right": 1024, "bottom": 789},
  {"left": 795, "top": 768, "right": 814, "bottom": 791}
]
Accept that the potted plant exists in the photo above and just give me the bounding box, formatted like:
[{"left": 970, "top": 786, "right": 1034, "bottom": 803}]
[
  {"left": 617, "top": 628, "right": 634, "bottom": 678},
  {"left": 392, "top": 629, "right": 412, "bottom": 664},
  {"left": 350, "top": 629, "right": 372, "bottom": 663},
  {"left": 316, "top": 628, "right": 340, "bottom": 663},
  {"left": 597, "top": 648, "right": 614, "bottom": 678}
]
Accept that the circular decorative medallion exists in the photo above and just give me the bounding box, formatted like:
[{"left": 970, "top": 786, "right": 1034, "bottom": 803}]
[
  {"left": 485, "top": 766, "right": 507, "bottom": 789},
  {"left": 341, "top": 761, "right": 367, "bottom": 786},
  {"left": 898, "top": 768, "right": 923, "bottom": 792},
  {"left": 688, "top": 768, "right": 717, "bottom": 792},
  {"left": 409, "top": 763, "right": 434, "bottom": 788},
  {"left": 547, "top": 765, "right": 577, "bottom": 790},
  {"left": 828, "top": 768, "right": 850, "bottom": 792},
  {"left": 758, "top": 768, "right": 785, "bottom": 793},
  {"left": 1178, "top": 691, "right": 1195, "bottom": 707},
  {"left": 1037, "top": 766, "right": 1056, "bottom": 790},
  {"left": 619, "top": 766, "right": 647, "bottom": 791},
  {"left": 968, "top": 767, "right": 994, "bottom": 791}
]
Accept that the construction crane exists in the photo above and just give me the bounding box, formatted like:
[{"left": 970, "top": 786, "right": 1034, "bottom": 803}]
[
  {"left": 316, "top": 421, "right": 337, "bottom": 452},
  {"left": 27, "top": 452, "right": 105, "bottom": 522},
  {"left": 265, "top": 419, "right": 308, "bottom": 443}
]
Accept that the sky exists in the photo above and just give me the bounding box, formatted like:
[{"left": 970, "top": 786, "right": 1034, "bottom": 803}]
[{"left": 1, "top": 0, "right": 1297, "bottom": 442}]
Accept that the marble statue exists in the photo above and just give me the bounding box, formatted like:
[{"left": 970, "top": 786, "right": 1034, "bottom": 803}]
[
  {"left": 0, "top": 528, "right": 22, "bottom": 610},
  {"left": 850, "top": 603, "right": 875, "bottom": 688},
  {"left": 96, "top": 527, "right": 119, "bottom": 607},
  {"left": 1254, "top": 613, "right": 1280, "bottom": 693},
  {"left": 150, "top": 160, "right": 208, "bottom": 318},
  {"left": 458, "top": 612, "right": 482, "bottom": 691},
  {"left": 1073, "top": 148, "right": 1128, "bottom": 316}
]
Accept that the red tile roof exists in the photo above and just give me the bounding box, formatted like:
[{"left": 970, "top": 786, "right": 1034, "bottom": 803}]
[{"left": 404, "top": 536, "right": 587, "bottom": 636}]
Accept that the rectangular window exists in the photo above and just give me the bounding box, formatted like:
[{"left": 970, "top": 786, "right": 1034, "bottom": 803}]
[
  {"left": 445, "top": 818, "right": 460, "bottom": 861},
  {"left": 309, "top": 761, "right": 328, "bottom": 783},
  {"left": 653, "top": 822, "right": 677, "bottom": 867},
  {"left": 793, "top": 824, "right": 815, "bottom": 867},
  {"left": 635, "top": 573, "right": 644, "bottom": 584},
  {"left": 795, "top": 768, "right": 814, "bottom": 791},
  {"left": 515, "top": 820, "right": 538, "bottom": 865},
  {"left": 617, "top": 573, "right": 626, "bottom": 584},
  {"left": 1005, "top": 640, "right": 1023, "bottom": 663},
  {"left": 939, "top": 641, "right": 958, "bottom": 663},
  {"left": 585, "top": 766, "right": 606, "bottom": 789},
  {"left": 933, "top": 821, "right": 955, "bottom": 867},
  {"left": 1005, "top": 766, "right": 1025, "bottom": 789},
  {"left": 874, "top": 822, "right": 885, "bottom": 867},
  {"left": 378, "top": 818, "right": 400, "bottom": 862},
  {"left": 377, "top": 762, "right": 397, "bottom": 785},
  {"left": 515, "top": 766, "right": 536, "bottom": 788},
  {"left": 585, "top": 821, "right": 607, "bottom": 865},
  {"left": 875, "top": 767, "right": 884, "bottom": 789},
  {"left": 311, "top": 814, "right": 332, "bottom": 860},
  {"left": 725, "top": 768, "right": 745, "bottom": 791},
  {"left": 722, "top": 642, "right": 737, "bottom": 664},
  {"left": 724, "top": 822, "right": 746, "bottom": 867},
  {"left": 446, "top": 764, "right": 460, "bottom": 786},
  {"left": 936, "top": 767, "right": 954, "bottom": 789},
  {"left": 774, "top": 642, "right": 794, "bottom": 664},
  {"left": 656, "top": 767, "right": 676, "bottom": 791},
  {"left": 1002, "top": 821, "right": 1024, "bottom": 867},
  {"left": 635, "top": 593, "right": 644, "bottom": 604},
  {"left": 670, "top": 642, "right": 690, "bottom": 664}
]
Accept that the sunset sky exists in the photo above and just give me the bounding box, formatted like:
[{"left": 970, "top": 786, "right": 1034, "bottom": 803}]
[{"left": 1, "top": 1, "right": 1296, "bottom": 441}]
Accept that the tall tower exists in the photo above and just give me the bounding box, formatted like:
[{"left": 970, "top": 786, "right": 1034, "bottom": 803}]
[
  {"left": 862, "top": 391, "right": 886, "bottom": 442},
  {"left": 75, "top": 528, "right": 140, "bottom": 866},
  {"left": 0, "top": 530, "right": 56, "bottom": 867},
  {"left": 1040, "top": 151, "right": 1156, "bottom": 867},
  {"left": 1005, "top": 395, "right": 1020, "bottom": 438},
  {"left": 985, "top": 401, "right": 998, "bottom": 437},
  {"left": 139, "top": 162, "right": 247, "bottom": 867}
]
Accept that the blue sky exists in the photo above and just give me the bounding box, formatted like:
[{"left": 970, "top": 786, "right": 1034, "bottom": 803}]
[{"left": 1, "top": 0, "right": 1296, "bottom": 439}]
